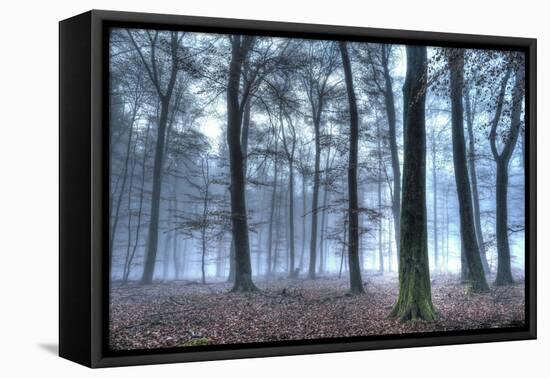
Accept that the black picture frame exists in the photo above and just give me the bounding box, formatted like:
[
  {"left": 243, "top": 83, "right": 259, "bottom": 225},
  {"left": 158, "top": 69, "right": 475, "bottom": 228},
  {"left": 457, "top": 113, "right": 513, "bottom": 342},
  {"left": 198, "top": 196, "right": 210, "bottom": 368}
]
[{"left": 59, "top": 9, "right": 537, "bottom": 368}]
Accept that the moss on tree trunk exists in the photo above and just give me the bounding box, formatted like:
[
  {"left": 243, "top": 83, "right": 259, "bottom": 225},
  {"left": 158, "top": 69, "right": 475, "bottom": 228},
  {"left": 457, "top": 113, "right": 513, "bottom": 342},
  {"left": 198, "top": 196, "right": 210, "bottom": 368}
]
[{"left": 389, "top": 46, "right": 436, "bottom": 321}]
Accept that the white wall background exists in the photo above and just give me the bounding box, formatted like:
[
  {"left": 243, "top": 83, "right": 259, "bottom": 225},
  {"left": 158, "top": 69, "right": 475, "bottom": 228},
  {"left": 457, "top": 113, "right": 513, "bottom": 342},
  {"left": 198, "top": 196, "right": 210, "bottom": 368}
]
[{"left": 0, "top": 0, "right": 546, "bottom": 376}]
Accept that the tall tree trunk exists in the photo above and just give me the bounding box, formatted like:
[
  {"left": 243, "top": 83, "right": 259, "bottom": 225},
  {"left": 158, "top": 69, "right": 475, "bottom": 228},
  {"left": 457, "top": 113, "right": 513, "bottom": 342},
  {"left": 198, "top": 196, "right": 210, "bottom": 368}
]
[
  {"left": 226, "top": 185, "right": 235, "bottom": 282},
  {"left": 299, "top": 173, "right": 307, "bottom": 272},
  {"left": 461, "top": 244, "right": 470, "bottom": 281},
  {"left": 339, "top": 220, "right": 348, "bottom": 279},
  {"left": 381, "top": 46, "right": 401, "bottom": 261},
  {"left": 377, "top": 118, "right": 384, "bottom": 273},
  {"left": 282, "top": 188, "right": 290, "bottom": 274},
  {"left": 340, "top": 41, "right": 364, "bottom": 294},
  {"left": 241, "top": 99, "right": 251, "bottom": 174},
  {"left": 449, "top": 49, "right": 489, "bottom": 292},
  {"left": 227, "top": 237, "right": 236, "bottom": 282},
  {"left": 464, "top": 90, "right": 490, "bottom": 274},
  {"left": 431, "top": 128, "right": 439, "bottom": 272},
  {"left": 227, "top": 96, "right": 252, "bottom": 281},
  {"left": 494, "top": 161, "right": 513, "bottom": 285},
  {"left": 267, "top": 137, "right": 279, "bottom": 277},
  {"left": 137, "top": 33, "right": 179, "bottom": 285},
  {"left": 180, "top": 238, "right": 188, "bottom": 278},
  {"left": 172, "top": 190, "right": 180, "bottom": 280},
  {"left": 162, "top": 233, "right": 170, "bottom": 281},
  {"left": 308, "top": 117, "right": 321, "bottom": 279},
  {"left": 256, "top": 184, "right": 266, "bottom": 275},
  {"left": 387, "top": 215, "right": 392, "bottom": 272},
  {"left": 389, "top": 46, "right": 436, "bottom": 321},
  {"left": 110, "top": 105, "right": 138, "bottom": 274},
  {"left": 272, "top": 190, "right": 283, "bottom": 273},
  {"left": 319, "top": 143, "right": 332, "bottom": 275},
  {"left": 319, "top": 186, "right": 327, "bottom": 275},
  {"left": 201, "top": 228, "right": 207, "bottom": 284},
  {"left": 141, "top": 96, "right": 171, "bottom": 284},
  {"left": 216, "top": 233, "right": 225, "bottom": 278},
  {"left": 124, "top": 123, "right": 151, "bottom": 283},
  {"left": 492, "top": 62, "right": 524, "bottom": 286},
  {"left": 201, "top": 159, "right": 209, "bottom": 284},
  {"left": 122, "top": 137, "right": 138, "bottom": 283},
  {"left": 288, "top": 161, "right": 296, "bottom": 277},
  {"left": 227, "top": 36, "right": 257, "bottom": 291}
]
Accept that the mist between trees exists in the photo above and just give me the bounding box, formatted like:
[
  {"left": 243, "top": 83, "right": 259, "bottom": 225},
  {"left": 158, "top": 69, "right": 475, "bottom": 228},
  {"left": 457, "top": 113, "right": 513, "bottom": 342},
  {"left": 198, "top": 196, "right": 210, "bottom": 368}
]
[{"left": 109, "top": 28, "right": 525, "bottom": 321}]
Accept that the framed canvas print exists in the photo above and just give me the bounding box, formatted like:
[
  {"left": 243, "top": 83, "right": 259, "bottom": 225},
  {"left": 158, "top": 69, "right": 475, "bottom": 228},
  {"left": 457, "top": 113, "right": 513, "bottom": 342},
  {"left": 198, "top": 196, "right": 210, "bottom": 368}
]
[{"left": 59, "top": 10, "right": 536, "bottom": 368}]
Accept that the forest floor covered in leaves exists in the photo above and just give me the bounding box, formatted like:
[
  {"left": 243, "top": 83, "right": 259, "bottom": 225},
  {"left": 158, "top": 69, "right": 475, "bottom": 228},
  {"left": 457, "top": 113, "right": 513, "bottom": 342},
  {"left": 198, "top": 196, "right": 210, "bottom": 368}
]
[{"left": 109, "top": 273, "right": 525, "bottom": 350}]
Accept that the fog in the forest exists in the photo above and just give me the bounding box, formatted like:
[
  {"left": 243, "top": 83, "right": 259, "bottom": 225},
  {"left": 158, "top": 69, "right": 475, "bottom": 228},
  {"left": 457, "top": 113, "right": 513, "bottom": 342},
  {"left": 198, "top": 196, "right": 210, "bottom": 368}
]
[{"left": 108, "top": 28, "right": 525, "bottom": 284}]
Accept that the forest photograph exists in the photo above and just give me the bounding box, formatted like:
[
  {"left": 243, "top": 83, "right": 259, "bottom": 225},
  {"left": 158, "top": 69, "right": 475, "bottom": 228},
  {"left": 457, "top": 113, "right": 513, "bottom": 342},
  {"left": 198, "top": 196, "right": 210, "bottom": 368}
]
[{"left": 108, "top": 26, "right": 526, "bottom": 351}]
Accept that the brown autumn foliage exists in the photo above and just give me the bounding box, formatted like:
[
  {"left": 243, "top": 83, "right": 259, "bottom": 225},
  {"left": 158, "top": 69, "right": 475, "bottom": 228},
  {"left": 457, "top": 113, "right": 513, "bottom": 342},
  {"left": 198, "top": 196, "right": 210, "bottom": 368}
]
[{"left": 109, "top": 275, "right": 524, "bottom": 350}]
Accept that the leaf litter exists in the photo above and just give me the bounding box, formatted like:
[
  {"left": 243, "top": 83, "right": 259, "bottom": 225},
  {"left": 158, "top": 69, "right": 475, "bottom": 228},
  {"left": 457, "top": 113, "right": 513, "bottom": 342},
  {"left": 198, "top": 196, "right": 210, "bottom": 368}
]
[{"left": 109, "top": 274, "right": 525, "bottom": 350}]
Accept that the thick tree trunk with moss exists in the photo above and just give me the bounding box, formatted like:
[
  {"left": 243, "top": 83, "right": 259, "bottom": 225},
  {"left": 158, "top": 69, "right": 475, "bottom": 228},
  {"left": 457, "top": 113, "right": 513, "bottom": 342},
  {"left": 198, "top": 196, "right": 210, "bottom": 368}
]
[
  {"left": 340, "top": 41, "right": 364, "bottom": 294},
  {"left": 227, "top": 35, "right": 257, "bottom": 292},
  {"left": 449, "top": 49, "right": 489, "bottom": 293},
  {"left": 389, "top": 46, "right": 435, "bottom": 321}
]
